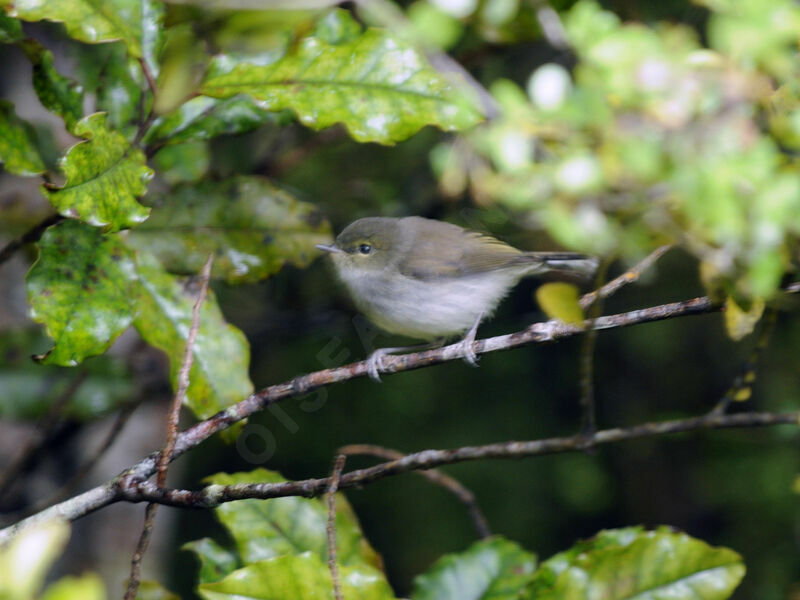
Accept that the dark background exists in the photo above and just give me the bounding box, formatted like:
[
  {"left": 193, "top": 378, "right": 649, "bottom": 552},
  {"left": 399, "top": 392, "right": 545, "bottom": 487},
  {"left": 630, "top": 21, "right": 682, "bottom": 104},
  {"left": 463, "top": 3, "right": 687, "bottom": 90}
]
[{"left": 0, "top": 1, "right": 798, "bottom": 598}]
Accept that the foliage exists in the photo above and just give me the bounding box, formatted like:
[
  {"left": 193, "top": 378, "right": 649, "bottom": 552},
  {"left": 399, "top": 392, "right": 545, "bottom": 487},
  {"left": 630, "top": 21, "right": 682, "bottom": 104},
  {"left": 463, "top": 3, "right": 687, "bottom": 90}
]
[
  {"left": 176, "top": 468, "right": 745, "bottom": 599},
  {"left": 0, "top": 0, "right": 798, "bottom": 596},
  {"left": 0, "top": 520, "right": 106, "bottom": 600},
  {"left": 434, "top": 0, "right": 800, "bottom": 318}
]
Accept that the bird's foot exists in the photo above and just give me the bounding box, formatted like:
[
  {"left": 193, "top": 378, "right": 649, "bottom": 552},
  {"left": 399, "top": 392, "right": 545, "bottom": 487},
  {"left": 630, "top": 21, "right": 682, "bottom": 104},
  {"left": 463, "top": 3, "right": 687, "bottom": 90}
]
[
  {"left": 453, "top": 312, "right": 483, "bottom": 367},
  {"left": 365, "top": 342, "right": 442, "bottom": 382},
  {"left": 366, "top": 348, "right": 391, "bottom": 382}
]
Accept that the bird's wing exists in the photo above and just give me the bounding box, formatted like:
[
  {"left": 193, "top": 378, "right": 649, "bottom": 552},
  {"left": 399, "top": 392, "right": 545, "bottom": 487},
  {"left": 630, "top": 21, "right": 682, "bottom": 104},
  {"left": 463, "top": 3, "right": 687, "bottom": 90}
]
[{"left": 399, "top": 221, "right": 524, "bottom": 280}]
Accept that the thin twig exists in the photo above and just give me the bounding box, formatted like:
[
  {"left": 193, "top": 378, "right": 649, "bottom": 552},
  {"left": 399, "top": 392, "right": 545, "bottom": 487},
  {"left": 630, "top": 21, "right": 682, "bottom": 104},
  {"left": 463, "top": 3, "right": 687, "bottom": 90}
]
[
  {"left": 0, "top": 214, "right": 64, "bottom": 268},
  {"left": 710, "top": 309, "right": 778, "bottom": 416},
  {"left": 139, "top": 58, "right": 158, "bottom": 97},
  {"left": 579, "top": 258, "right": 611, "bottom": 436},
  {"left": 124, "top": 255, "right": 213, "bottom": 600},
  {"left": 580, "top": 245, "right": 673, "bottom": 309},
  {"left": 2, "top": 285, "right": 799, "bottom": 544},
  {"left": 122, "top": 410, "right": 800, "bottom": 509},
  {"left": 326, "top": 454, "right": 346, "bottom": 600},
  {"left": 0, "top": 371, "right": 89, "bottom": 501},
  {"left": 158, "top": 255, "right": 214, "bottom": 487},
  {"left": 339, "top": 444, "right": 491, "bottom": 538}
]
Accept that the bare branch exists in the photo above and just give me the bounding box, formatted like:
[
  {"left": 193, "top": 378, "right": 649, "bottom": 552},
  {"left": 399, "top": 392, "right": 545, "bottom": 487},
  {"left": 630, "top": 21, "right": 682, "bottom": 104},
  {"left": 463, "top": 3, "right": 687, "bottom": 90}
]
[
  {"left": 0, "top": 213, "right": 64, "bottom": 269},
  {"left": 578, "top": 257, "right": 611, "bottom": 435},
  {"left": 1, "top": 286, "right": 798, "bottom": 545},
  {"left": 157, "top": 254, "right": 214, "bottom": 488},
  {"left": 339, "top": 444, "right": 491, "bottom": 538},
  {"left": 580, "top": 245, "right": 673, "bottom": 309},
  {"left": 122, "top": 411, "right": 799, "bottom": 509},
  {"left": 326, "top": 454, "right": 346, "bottom": 600},
  {"left": 710, "top": 309, "right": 778, "bottom": 416},
  {"left": 124, "top": 255, "right": 213, "bottom": 600}
]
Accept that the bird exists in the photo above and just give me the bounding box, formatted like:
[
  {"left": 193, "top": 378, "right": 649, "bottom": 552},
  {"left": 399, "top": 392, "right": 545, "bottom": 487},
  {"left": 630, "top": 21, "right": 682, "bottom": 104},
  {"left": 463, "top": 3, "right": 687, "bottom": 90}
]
[{"left": 317, "top": 216, "right": 597, "bottom": 380}]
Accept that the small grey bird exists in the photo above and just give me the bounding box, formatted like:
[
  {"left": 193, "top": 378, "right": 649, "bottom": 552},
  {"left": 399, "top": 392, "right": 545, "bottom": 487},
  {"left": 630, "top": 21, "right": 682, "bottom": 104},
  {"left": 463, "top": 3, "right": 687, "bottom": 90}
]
[{"left": 317, "top": 216, "right": 597, "bottom": 379}]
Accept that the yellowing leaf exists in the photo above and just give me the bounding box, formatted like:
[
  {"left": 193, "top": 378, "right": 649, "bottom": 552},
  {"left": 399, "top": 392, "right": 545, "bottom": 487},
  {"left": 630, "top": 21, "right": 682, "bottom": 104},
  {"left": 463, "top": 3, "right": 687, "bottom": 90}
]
[
  {"left": 27, "top": 221, "right": 138, "bottom": 366},
  {"left": 8, "top": 0, "right": 163, "bottom": 60},
  {"left": 44, "top": 113, "right": 152, "bottom": 231},
  {"left": 723, "top": 296, "right": 765, "bottom": 341},
  {"left": 40, "top": 574, "right": 105, "bottom": 600},
  {"left": 535, "top": 282, "right": 585, "bottom": 324},
  {"left": 0, "top": 100, "right": 45, "bottom": 176},
  {"left": 0, "top": 520, "right": 70, "bottom": 600}
]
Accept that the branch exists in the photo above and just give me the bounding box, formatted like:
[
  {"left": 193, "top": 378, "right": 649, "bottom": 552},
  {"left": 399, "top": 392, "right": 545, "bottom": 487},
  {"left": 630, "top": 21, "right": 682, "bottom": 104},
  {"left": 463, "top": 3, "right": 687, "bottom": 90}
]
[
  {"left": 124, "top": 256, "right": 213, "bottom": 600},
  {"left": 339, "top": 444, "right": 491, "bottom": 538},
  {"left": 0, "top": 213, "right": 64, "bottom": 268},
  {"left": 580, "top": 245, "right": 673, "bottom": 309},
  {"left": 122, "top": 411, "right": 799, "bottom": 508},
  {"left": 1, "top": 287, "right": 797, "bottom": 544},
  {"left": 326, "top": 454, "right": 346, "bottom": 600}
]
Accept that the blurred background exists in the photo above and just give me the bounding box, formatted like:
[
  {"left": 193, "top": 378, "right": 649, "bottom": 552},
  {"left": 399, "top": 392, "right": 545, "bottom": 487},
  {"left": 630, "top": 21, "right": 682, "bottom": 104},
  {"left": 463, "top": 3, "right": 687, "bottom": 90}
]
[{"left": 0, "top": 0, "right": 799, "bottom": 598}]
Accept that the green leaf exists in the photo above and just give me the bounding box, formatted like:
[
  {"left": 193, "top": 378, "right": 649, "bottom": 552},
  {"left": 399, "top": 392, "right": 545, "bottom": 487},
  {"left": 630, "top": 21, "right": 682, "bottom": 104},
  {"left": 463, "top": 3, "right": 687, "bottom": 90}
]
[
  {"left": 96, "top": 44, "right": 145, "bottom": 136},
  {"left": 125, "top": 176, "right": 332, "bottom": 283},
  {"left": 525, "top": 527, "right": 644, "bottom": 593},
  {"left": 723, "top": 296, "right": 765, "bottom": 341},
  {"left": 0, "top": 12, "right": 23, "bottom": 42},
  {"left": 525, "top": 527, "right": 745, "bottom": 600},
  {"left": 535, "top": 282, "right": 585, "bottom": 325},
  {"left": 20, "top": 40, "right": 84, "bottom": 131},
  {"left": 152, "top": 24, "right": 208, "bottom": 116},
  {"left": 0, "top": 330, "right": 133, "bottom": 420},
  {"left": 314, "top": 7, "right": 363, "bottom": 45},
  {"left": 41, "top": 574, "right": 105, "bottom": 600},
  {"left": 0, "top": 519, "right": 70, "bottom": 600},
  {"left": 0, "top": 100, "right": 45, "bottom": 175},
  {"left": 7, "top": 0, "right": 163, "bottom": 60},
  {"left": 132, "top": 580, "right": 180, "bottom": 600},
  {"left": 183, "top": 538, "right": 241, "bottom": 585},
  {"left": 206, "top": 469, "right": 382, "bottom": 569},
  {"left": 26, "top": 221, "right": 138, "bottom": 366},
  {"left": 412, "top": 537, "right": 537, "bottom": 600},
  {"left": 200, "top": 26, "right": 483, "bottom": 144},
  {"left": 197, "top": 553, "right": 395, "bottom": 600},
  {"left": 133, "top": 251, "right": 253, "bottom": 428},
  {"left": 44, "top": 113, "right": 152, "bottom": 231},
  {"left": 144, "top": 95, "right": 285, "bottom": 147},
  {"left": 151, "top": 140, "right": 210, "bottom": 184},
  {"left": 0, "top": 325, "right": 133, "bottom": 425},
  {"left": 0, "top": 369, "right": 133, "bottom": 420}
]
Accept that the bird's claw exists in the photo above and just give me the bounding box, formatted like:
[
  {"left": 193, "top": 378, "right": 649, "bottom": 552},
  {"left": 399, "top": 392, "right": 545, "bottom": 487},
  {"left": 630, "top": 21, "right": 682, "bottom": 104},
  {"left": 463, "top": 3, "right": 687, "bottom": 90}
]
[
  {"left": 366, "top": 349, "right": 389, "bottom": 382},
  {"left": 454, "top": 338, "right": 479, "bottom": 367}
]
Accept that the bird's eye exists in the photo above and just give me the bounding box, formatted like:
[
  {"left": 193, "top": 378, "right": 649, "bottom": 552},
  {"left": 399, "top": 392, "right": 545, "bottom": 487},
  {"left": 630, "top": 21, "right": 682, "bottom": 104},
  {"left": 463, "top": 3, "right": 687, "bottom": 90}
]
[{"left": 358, "top": 244, "right": 372, "bottom": 255}]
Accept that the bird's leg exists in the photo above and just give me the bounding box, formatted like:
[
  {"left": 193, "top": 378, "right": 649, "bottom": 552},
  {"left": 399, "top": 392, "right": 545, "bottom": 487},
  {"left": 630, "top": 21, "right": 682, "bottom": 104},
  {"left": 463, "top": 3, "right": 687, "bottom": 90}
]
[
  {"left": 452, "top": 312, "right": 484, "bottom": 367},
  {"left": 366, "top": 341, "right": 441, "bottom": 382}
]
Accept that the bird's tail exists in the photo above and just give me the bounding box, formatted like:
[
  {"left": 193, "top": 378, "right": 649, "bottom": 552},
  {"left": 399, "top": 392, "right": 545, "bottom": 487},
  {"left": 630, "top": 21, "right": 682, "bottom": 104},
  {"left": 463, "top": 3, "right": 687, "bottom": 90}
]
[{"left": 524, "top": 252, "right": 599, "bottom": 281}]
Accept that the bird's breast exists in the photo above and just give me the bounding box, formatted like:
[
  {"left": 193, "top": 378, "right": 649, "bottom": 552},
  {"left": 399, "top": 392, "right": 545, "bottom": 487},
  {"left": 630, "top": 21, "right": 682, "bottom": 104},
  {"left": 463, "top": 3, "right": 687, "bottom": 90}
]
[{"left": 337, "top": 267, "right": 520, "bottom": 340}]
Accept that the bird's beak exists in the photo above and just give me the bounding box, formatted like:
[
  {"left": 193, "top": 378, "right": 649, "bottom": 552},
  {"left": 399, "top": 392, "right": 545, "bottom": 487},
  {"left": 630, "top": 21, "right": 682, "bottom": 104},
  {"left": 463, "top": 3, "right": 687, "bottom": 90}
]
[{"left": 316, "top": 243, "right": 342, "bottom": 254}]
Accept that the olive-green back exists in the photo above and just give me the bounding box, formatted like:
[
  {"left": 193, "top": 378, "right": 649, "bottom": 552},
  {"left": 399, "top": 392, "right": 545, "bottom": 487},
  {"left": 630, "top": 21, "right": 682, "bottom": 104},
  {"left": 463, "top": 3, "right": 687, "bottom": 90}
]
[{"left": 397, "top": 217, "right": 527, "bottom": 280}]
